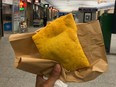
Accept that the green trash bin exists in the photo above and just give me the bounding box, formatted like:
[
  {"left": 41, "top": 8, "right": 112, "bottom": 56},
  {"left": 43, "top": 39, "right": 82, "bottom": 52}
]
[{"left": 99, "top": 13, "right": 113, "bottom": 53}]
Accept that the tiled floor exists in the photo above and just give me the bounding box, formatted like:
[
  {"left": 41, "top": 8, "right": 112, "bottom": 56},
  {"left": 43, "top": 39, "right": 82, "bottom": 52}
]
[{"left": 0, "top": 27, "right": 116, "bottom": 87}]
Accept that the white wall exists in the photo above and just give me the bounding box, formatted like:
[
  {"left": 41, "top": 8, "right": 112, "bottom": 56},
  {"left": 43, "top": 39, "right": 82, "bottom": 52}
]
[{"left": 2, "top": 0, "right": 13, "bottom": 5}]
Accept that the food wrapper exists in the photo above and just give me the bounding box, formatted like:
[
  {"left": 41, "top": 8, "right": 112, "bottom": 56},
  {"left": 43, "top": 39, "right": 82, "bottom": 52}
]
[{"left": 9, "top": 20, "right": 108, "bottom": 82}]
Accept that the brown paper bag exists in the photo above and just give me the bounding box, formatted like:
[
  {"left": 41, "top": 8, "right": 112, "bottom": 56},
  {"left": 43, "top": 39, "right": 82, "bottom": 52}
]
[{"left": 9, "top": 20, "right": 108, "bottom": 82}]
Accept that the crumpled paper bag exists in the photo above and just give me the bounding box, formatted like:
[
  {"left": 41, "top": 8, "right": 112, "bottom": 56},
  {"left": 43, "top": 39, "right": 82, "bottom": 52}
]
[{"left": 9, "top": 20, "right": 108, "bottom": 82}]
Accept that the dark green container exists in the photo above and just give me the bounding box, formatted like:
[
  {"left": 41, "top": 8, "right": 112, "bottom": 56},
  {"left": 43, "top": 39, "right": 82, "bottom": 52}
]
[{"left": 99, "top": 13, "right": 113, "bottom": 53}]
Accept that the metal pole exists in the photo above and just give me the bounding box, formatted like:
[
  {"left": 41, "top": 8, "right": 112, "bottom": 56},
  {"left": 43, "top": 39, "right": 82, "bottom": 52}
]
[
  {"left": 112, "top": 0, "right": 116, "bottom": 34},
  {"left": 114, "top": 0, "right": 116, "bottom": 13},
  {"left": 0, "top": 0, "right": 3, "bottom": 37}
]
